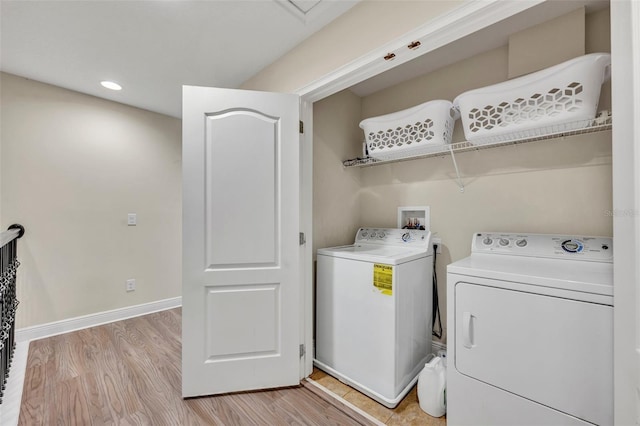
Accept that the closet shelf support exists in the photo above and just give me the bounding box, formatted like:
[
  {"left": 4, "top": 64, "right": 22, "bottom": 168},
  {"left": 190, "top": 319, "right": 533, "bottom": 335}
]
[{"left": 449, "top": 145, "right": 465, "bottom": 193}]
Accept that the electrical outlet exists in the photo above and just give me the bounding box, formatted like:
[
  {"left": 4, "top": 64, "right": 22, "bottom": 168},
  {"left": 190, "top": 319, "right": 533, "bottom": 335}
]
[
  {"left": 433, "top": 237, "right": 443, "bottom": 254},
  {"left": 127, "top": 213, "right": 137, "bottom": 226},
  {"left": 126, "top": 278, "right": 136, "bottom": 292}
]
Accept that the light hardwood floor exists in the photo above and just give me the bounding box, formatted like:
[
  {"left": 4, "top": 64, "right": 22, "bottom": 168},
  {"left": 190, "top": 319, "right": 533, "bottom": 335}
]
[{"left": 19, "top": 308, "right": 372, "bottom": 425}]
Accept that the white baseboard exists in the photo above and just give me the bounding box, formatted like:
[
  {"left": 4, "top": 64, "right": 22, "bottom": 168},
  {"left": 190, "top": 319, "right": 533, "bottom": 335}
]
[
  {"left": 16, "top": 297, "right": 182, "bottom": 343},
  {"left": 432, "top": 340, "right": 446, "bottom": 353}
]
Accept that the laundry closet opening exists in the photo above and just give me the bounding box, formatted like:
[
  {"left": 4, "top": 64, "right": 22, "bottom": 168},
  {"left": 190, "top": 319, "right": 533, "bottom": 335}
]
[{"left": 308, "top": 1, "right": 612, "bottom": 421}]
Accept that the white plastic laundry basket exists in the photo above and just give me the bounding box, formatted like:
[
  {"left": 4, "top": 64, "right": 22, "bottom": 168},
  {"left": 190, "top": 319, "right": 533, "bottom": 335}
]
[
  {"left": 359, "top": 100, "right": 458, "bottom": 161},
  {"left": 453, "top": 53, "right": 611, "bottom": 144}
]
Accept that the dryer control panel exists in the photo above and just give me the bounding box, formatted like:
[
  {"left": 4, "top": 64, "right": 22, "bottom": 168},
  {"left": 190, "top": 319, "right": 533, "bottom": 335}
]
[
  {"left": 356, "top": 228, "right": 431, "bottom": 248},
  {"left": 472, "top": 232, "right": 613, "bottom": 262}
]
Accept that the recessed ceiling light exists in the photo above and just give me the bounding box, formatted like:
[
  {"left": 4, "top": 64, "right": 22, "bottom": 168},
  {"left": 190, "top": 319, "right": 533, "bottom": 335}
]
[{"left": 100, "top": 80, "right": 122, "bottom": 91}]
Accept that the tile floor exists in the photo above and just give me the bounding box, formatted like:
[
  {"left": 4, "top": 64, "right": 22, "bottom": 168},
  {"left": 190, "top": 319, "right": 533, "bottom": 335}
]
[{"left": 309, "top": 368, "right": 446, "bottom": 425}]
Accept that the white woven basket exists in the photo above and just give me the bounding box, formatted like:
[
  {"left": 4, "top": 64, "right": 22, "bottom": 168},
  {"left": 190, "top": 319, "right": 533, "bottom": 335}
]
[
  {"left": 359, "top": 100, "right": 458, "bottom": 161},
  {"left": 453, "top": 53, "right": 611, "bottom": 144}
]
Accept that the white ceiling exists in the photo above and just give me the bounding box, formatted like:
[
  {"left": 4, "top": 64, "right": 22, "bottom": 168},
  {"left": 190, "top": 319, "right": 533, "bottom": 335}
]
[{"left": 0, "top": 0, "right": 358, "bottom": 118}]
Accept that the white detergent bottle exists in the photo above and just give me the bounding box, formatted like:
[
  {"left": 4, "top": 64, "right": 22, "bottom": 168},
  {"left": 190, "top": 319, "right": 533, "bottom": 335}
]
[{"left": 417, "top": 355, "right": 446, "bottom": 417}]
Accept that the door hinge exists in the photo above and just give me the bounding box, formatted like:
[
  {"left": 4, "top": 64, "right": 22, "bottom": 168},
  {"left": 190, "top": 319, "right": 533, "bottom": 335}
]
[
  {"left": 299, "top": 120, "right": 304, "bottom": 134},
  {"left": 299, "top": 232, "right": 306, "bottom": 245},
  {"left": 299, "top": 344, "right": 306, "bottom": 358}
]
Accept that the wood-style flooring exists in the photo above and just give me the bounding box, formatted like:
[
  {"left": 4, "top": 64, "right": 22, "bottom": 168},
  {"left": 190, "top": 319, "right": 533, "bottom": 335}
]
[{"left": 18, "top": 308, "right": 371, "bottom": 425}]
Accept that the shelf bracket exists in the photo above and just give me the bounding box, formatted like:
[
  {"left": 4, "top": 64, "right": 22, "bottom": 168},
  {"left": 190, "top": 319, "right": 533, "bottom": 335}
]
[{"left": 449, "top": 145, "right": 465, "bottom": 193}]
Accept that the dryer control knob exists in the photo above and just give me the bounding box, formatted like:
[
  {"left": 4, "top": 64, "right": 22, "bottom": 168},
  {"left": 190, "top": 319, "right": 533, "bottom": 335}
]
[
  {"left": 482, "top": 237, "right": 493, "bottom": 245},
  {"left": 499, "top": 238, "right": 510, "bottom": 247},
  {"left": 378, "top": 232, "right": 386, "bottom": 239},
  {"left": 516, "top": 239, "right": 528, "bottom": 247},
  {"left": 402, "top": 232, "right": 410, "bottom": 242}
]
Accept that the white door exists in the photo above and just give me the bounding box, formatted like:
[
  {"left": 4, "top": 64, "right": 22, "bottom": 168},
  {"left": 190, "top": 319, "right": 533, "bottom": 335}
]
[{"left": 182, "top": 86, "right": 300, "bottom": 397}]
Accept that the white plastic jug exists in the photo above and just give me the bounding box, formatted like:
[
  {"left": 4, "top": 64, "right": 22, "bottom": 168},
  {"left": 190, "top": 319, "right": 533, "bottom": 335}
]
[{"left": 417, "top": 356, "right": 446, "bottom": 417}]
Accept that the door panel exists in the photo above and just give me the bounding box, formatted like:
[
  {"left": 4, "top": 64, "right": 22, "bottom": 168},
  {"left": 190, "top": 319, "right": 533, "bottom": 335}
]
[
  {"left": 205, "top": 109, "right": 278, "bottom": 268},
  {"left": 182, "top": 86, "right": 300, "bottom": 397},
  {"left": 205, "top": 284, "right": 280, "bottom": 360}
]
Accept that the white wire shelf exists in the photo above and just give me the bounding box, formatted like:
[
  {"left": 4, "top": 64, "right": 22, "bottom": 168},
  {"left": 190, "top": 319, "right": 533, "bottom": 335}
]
[{"left": 342, "top": 116, "right": 612, "bottom": 168}]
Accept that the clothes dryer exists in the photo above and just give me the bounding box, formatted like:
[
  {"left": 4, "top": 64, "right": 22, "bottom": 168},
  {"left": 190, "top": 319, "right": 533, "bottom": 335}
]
[{"left": 447, "top": 232, "right": 613, "bottom": 425}]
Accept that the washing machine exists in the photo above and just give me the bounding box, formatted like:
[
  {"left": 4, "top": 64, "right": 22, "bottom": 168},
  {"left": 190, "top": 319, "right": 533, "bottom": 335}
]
[
  {"left": 447, "top": 232, "right": 613, "bottom": 425},
  {"left": 315, "top": 227, "right": 434, "bottom": 408}
]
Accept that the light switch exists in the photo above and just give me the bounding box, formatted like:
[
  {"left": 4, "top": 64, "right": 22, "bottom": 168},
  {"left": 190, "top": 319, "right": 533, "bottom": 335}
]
[{"left": 128, "top": 213, "right": 137, "bottom": 226}]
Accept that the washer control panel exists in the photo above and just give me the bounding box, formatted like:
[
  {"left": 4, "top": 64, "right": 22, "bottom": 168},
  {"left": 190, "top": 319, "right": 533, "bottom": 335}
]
[
  {"left": 473, "top": 232, "right": 613, "bottom": 262},
  {"left": 356, "top": 228, "right": 431, "bottom": 248}
]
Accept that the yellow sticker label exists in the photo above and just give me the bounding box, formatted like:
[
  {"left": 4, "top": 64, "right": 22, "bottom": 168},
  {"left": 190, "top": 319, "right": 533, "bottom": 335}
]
[{"left": 373, "top": 264, "right": 393, "bottom": 296}]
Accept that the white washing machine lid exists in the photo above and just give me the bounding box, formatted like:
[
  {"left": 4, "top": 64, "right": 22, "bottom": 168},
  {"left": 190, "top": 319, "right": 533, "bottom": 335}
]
[
  {"left": 317, "top": 228, "right": 432, "bottom": 265},
  {"left": 448, "top": 253, "right": 613, "bottom": 296},
  {"left": 317, "top": 244, "right": 429, "bottom": 265}
]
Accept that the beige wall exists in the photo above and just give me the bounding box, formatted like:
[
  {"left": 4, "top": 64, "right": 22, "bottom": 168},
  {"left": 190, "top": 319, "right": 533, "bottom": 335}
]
[
  {"left": 1, "top": 73, "right": 182, "bottom": 328},
  {"left": 358, "top": 134, "right": 612, "bottom": 342},
  {"left": 0, "top": 0, "right": 464, "bottom": 330},
  {"left": 309, "top": 7, "right": 612, "bottom": 343},
  {"left": 313, "top": 89, "right": 363, "bottom": 256},
  {"left": 507, "top": 7, "right": 585, "bottom": 78},
  {"left": 361, "top": 45, "right": 509, "bottom": 144},
  {"left": 241, "top": 0, "right": 462, "bottom": 93}
]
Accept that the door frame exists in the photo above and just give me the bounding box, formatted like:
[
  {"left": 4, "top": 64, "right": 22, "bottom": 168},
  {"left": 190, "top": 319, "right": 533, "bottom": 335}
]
[
  {"left": 610, "top": 1, "right": 640, "bottom": 423},
  {"left": 295, "top": 0, "right": 548, "bottom": 377},
  {"left": 294, "top": 1, "right": 640, "bottom": 421}
]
